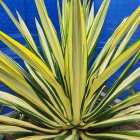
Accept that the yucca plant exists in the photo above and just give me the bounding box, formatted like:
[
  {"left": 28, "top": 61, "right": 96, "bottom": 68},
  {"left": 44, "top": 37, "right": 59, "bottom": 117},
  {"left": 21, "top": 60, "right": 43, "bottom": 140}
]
[{"left": 0, "top": 0, "right": 140, "bottom": 139}]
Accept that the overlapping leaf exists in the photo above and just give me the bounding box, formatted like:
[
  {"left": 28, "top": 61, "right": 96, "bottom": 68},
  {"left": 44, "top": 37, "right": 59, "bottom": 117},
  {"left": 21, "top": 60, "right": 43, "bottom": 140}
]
[{"left": 0, "top": 0, "right": 140, "bottom": 139}]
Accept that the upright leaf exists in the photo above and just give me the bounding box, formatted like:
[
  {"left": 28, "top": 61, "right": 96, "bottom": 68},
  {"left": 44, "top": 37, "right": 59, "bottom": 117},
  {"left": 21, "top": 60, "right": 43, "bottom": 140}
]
[
  {"left": 87, "top": 0, "right": 110, "bottom": 60},
  {"left": 68, "top": 0, "right": 87, "bottom": 125},
  {"left": 35, "top": 0, "right": 65, "bottom": 77}
]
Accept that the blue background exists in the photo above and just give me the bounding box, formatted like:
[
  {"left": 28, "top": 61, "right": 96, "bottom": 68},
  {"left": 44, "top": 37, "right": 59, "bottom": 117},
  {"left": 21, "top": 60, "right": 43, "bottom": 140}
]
[{"left": 0, "top": 0, "right": 140, "bottom": 113}]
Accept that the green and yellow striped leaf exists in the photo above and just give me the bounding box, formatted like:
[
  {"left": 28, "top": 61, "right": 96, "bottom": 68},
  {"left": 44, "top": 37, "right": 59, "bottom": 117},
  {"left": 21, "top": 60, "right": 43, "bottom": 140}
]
[
  {"left": 0, "top": 126, "right": 35, "bottom": 135},
  {"left": 35, "top": 0, "right": 65, "bottom": 77}
]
